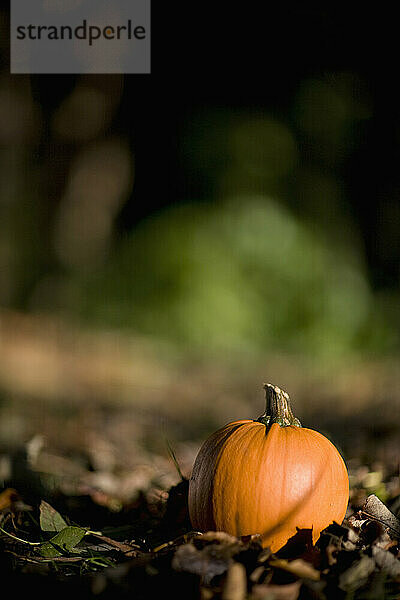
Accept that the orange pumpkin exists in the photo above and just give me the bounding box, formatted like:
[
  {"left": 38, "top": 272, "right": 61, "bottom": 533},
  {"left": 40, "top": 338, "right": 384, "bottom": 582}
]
[{"left": 188, "top": 384, "right": 349, "bottom": 552}]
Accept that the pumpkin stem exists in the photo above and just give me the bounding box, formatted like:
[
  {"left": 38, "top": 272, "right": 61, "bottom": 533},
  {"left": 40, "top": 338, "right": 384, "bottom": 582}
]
[{"left": 257, "top": 384, "right": 302, "bottom": 429}]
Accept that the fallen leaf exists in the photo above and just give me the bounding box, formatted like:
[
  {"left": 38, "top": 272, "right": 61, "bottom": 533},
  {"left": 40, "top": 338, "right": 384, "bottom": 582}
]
[
  {"left": 200, "top": 531, "right": 241, "bottom": 545},
  {"left": 39, "top": 500, "right": 68, "bottom": 532},
  {"left": 251, "top": 581, "right": 301, "bottom": 600},
  {"left": 362, "top": 495, "right": 400, "bottom": 539},
  {"left": 338, "top": 555, "right": 375, "bottom": 592},
  {"left": 269, "top": 558, "right": 320, "bottom": 581},
  {"left": 276, "top": 528, "right": 313, "bottom": 559},
  {"left": 37, "top": 526, "right": 87, "bottom": 558},
  {"left": 172, "top": 534, "right": 244, "bottom": 584},
  {"left": 325, "top": 544, "right": 338, "bottom": 566},
  {"left": 250, "top": 565, "right": 266, "bottom": 583},
  {"left": 221, "top": 562, "right": 247, "bottom": 600},
  {"left": 372, "top": 546, "right": 400, "bottom": 578},
  {"left": 0, "top": 488, "right": 20, "bottom": 511},
  {"left": 172, "top": 543, "right": 231, "bottom": 583}
]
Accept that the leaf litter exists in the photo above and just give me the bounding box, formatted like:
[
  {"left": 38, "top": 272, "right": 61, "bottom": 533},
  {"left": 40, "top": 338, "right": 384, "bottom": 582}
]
[{"left": 1, "top": 441, "right": 400, "bottom": 599}]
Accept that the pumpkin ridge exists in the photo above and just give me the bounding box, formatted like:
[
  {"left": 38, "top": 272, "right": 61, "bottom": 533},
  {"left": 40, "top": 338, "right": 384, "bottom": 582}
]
[
  {"left": 254, "top": 423, "right": 282, "bottom": 539},
  {"left": 212, "top": 421, "right": 258, "bottom": 533},
  {"left": 190, "top": 421, "right": 246, "bottom": 530},
  {"left": 234, "top": 423, "right": 264, "bottom": 535},
  {"left": 283, "top": 426, "right": 347, "bottom": 544},
  {"left": 259, "top": 426, "right": 330, "bottom": 548},
  {"left": 252, "top": 425, "right": 269, "bottom": 534}
]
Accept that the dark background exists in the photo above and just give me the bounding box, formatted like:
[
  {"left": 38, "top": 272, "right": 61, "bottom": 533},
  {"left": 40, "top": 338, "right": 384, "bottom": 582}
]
[{"left": 23, "top": 6, "right": 400, "bottom": 291}]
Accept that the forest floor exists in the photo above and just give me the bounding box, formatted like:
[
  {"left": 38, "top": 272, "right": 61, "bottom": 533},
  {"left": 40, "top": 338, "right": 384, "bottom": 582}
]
[{"left": 0, "top": 311, "right": 399, "bottom": 599}]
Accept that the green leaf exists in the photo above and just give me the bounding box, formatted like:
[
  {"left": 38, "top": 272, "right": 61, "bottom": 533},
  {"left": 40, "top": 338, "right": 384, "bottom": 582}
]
[
  {"left": 39, "top": 500, "right": 68, "bottom": 532},
  {"left": 37, "top": 526, "right": 86, "bottom": 558}
]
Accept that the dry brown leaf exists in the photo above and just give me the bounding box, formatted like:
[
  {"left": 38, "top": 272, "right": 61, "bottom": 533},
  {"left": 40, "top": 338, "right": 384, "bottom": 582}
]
[
  {"left": 250, "top": 565, "right": 266, "bottom": 583},
  {"left": 251, "top": 581, "right": 301, "bottom": 600},
  {"left": 201, "top": 531, "right": 241, "bottom": 544},
  {"left": 338, "top": 555, "right": 376, "bottom": 592},
  {"left": 372, "top": 546, "right": 400, "bottom": 579},
  {"left": 172, "top": 541, "right": 235, "bottom": 584},
  {"left": 269, "top": 558, "right": 320, "bottom": 581},
  {"left": 0, "top": 488, "right": 20, "bottom": 511},
  {"left": 325, "top": 544, "right": 338, "bottom": 566},
  {"left": 362, "top": 495, "right": 400, "bottom": 538},
  {"left": 221, "top": 562, "right": 247, "bottom": 600}
]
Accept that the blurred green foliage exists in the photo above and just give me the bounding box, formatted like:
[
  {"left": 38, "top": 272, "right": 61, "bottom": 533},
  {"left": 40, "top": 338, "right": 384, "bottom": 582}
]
[{"left": 74, "top": 196, "right": 393, "bottom": 359}]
